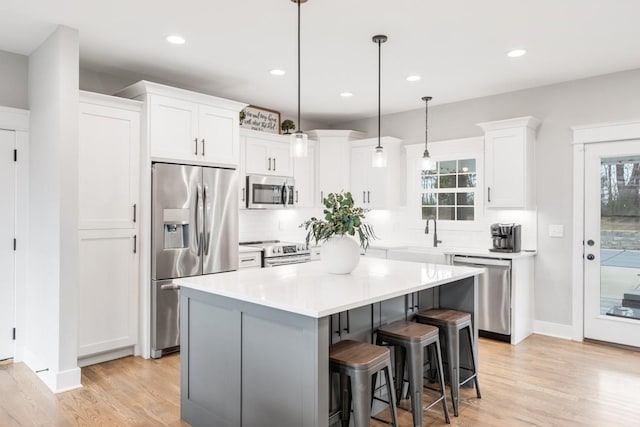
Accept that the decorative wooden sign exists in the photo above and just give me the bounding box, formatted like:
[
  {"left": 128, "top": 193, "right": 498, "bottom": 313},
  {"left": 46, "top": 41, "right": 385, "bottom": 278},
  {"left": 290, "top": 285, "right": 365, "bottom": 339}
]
[{"left": 240, "top": 105, "right": 281, "bottom": 134}]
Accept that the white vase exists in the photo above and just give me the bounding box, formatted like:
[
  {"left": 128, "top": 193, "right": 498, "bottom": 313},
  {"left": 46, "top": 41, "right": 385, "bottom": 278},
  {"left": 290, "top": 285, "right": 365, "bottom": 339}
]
[{"left": 320, "top": 235, "right": 360, "bottom": 274}]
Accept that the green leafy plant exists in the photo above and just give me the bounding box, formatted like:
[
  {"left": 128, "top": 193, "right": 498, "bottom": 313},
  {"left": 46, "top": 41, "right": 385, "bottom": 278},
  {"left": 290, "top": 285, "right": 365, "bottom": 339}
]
[
  {"left": 281, "top": 119, "right": 295, "bottom": 134},
  {"left": 301, "top": 192, "right": 377, "bottom": 250}
]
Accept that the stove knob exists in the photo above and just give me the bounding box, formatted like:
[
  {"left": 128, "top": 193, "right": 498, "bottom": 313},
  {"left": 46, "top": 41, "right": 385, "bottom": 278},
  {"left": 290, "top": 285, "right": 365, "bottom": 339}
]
[{"left": 276, "top": 247, "right": 282, "bottom": 253}]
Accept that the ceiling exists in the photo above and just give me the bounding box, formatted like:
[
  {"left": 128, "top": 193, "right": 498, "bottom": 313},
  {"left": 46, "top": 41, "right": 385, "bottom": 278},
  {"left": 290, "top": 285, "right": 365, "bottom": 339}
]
[{"left": 2, "top": 0, "right": 640, "bottom": 124}]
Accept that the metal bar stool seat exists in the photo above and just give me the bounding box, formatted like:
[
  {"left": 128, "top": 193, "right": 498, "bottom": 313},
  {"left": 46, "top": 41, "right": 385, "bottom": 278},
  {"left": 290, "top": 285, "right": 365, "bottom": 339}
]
[
  {"left": 414, "top": 309, "right": 481, "bottom": 416},
  {"left": 376, "top": 320, "right": 450, "bottom": 426},
  {"left": 329, "top": 340, "right": 399, "bottom": 427}
]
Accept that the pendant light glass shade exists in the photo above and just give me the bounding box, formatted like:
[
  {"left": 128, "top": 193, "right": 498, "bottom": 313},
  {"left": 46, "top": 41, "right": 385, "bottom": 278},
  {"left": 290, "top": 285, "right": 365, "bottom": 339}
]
[
  {"left": 372, "top": 146, "right": 387, "bottom": 168},
  {"left": 290, "top": 0, "right": 308, "bottom": 158},
  {"left": 421, "top": 96, "right": 437, "bottom": 171},
  {"left": 290, "top": 131, "right": 308, "bottom": 157},
  {"left": 371, "top": 35, "right": 388, "bottom": 168}
]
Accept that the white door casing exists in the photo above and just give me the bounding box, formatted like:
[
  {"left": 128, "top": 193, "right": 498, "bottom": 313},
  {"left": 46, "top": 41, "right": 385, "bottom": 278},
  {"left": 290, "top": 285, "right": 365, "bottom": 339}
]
[
  {"left": 583, "top": 140, "right": 640, "bottom": 347},
  {"left": 0, "top": 129, "right": 16, "bottom": 360}
]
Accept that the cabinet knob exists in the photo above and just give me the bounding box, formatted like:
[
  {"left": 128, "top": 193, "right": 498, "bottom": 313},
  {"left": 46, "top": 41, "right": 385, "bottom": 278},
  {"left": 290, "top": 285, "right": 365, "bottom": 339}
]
[
  {"left": 586, "top": 239, "right": 595, "bottom": 246},
  {"left": 586, "top": 254, "right": 595, "bottom": 261}
]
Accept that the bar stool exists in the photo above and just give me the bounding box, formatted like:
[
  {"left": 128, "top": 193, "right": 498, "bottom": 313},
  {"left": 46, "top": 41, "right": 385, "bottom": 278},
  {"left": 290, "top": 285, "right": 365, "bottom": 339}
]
[
  {"left": 376, "top": 320, "right": 450, "bottom": 426},
  {"left": 329, "top": 340, "right": 398, "bottom": 427},
  {"left": 415, "top": 309, "right": 481, "bottom": 416}
]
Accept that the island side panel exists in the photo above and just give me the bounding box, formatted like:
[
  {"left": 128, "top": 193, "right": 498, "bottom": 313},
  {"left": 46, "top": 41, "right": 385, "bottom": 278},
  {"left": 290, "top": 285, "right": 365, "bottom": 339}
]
[
  {"left": 180, "top": 287, "right": 329, "bottom": 427},
  {"left": 181, "top": 289, "right": 242, "bottom": 427},
  {"left": 242, "top": 306, "right": 329, "bottom": 427}
]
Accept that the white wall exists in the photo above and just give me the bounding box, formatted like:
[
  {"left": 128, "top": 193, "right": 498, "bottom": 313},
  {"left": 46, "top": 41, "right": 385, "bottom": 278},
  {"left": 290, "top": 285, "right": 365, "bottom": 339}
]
[
  {"left": 26, "top": 25, "right": 80, "bottom": 393},
  {"left": 0, "top": 50, "right": 28, "bottom": 109},
  {"left": 79, "top": 68, "right": 135, "bottom": 95},
  {"left": 332, "top": 68, "right": 640, "bottom": 328}
]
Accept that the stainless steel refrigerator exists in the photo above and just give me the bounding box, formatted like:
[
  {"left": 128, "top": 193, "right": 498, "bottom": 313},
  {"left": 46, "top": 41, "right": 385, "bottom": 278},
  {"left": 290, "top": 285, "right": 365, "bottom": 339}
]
[{"left": 151, "top": 163, "right": 238, "bottom": 358}]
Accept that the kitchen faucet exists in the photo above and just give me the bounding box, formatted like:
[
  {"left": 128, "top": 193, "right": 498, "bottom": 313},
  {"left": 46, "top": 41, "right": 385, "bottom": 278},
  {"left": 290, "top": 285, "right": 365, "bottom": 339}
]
[{"left": 424, "top": 216, "right": 443, "bottom": 247}]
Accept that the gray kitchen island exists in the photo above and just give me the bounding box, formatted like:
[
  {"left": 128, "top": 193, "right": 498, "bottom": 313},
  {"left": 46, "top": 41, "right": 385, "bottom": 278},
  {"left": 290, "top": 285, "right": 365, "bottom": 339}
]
[{"left": 175, "top": 257, "right": 484, "bottom": 427}]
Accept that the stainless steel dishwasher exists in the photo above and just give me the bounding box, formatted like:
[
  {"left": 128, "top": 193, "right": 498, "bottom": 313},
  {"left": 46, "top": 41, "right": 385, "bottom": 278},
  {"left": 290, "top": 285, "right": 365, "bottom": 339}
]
[{"left": 452, "top": 255, "right": 511, "bottom": 342}]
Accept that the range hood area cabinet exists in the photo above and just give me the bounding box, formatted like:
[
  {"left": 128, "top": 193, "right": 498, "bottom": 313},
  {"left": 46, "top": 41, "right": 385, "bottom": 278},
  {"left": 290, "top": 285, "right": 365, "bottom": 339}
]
[
  {"left": 116, "top": 81, "right": 247, "bottom": 167},
  {"left": 477, "top": 116, "right": 540, "bottom": 209},
  {"left": 350, "top": 137, "right": 405, "bottom": 209},
  {"left": 307, "top": 130, "right": 365, "bottom": 206},
  {"left": 78, "top": 91, "right": 142, "bottom": 366}
]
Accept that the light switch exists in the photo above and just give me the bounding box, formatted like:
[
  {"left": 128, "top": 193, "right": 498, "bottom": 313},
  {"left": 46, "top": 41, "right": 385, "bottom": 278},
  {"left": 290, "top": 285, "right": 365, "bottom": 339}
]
[{"left": 549, "top": 224, "right": 564, "bottom": 238}]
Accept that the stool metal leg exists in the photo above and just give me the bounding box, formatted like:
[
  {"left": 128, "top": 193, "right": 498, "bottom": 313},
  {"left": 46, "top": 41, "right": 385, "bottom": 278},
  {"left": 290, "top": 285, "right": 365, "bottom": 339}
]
[
  {"left": 382, "top": 362, "right": 399, "bottom": 427},
  {"left": 465, "top": 325, "right": 482, "bottom": 399},
  {"left": 339, "top": 373, "right": 351, "bottom": 427},
  {"left": 393, "top": 345, "right": 405, "bottom": 402},
  {"left": 352, "top": 370, "right": 372, "bottom": 427},
  {"left": 407, "top": 342, "right": 424, "bottom": 427},
  {"left": 434, "top": 339, "right": 451, "bottom": 424},
  {"left": 446, "top": 324, "right": 461, "bottom": 417}
]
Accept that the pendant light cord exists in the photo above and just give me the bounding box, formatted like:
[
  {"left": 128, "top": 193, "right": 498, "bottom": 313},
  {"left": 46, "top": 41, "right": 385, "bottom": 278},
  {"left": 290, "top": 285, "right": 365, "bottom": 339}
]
[
  {"left": 377, "top": 38, "right": 381, "bottom": 149},
  {"left": 297, "top": 0, "right": 301, "bottom": 130}
]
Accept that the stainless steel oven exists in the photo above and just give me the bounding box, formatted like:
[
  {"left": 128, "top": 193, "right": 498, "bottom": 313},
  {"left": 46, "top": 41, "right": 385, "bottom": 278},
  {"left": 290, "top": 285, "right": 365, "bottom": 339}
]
[
  {"left": 246, "top": 175, "right": 295, "bottom": 209},
  {"left": 240, "top": 240, "right": 310, "bottom": 267}
]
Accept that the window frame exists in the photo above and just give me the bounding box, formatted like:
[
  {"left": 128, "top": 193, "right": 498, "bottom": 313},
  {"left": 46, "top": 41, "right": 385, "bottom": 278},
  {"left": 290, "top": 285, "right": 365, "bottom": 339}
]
[{"left": 405, "top": 136, "right": 485, "bottom": 231}]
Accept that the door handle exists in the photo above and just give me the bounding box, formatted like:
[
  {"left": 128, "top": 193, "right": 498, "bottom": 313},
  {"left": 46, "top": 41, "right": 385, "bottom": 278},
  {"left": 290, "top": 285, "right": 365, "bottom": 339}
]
[
  {"left": 273, "top": 157, "right": 277, "bottom": 171},
  {"left": 586, "top": 254, "right": 595, "bottom": 261},
  {"left": 133, "top": 204, "right": 137, "bottom": 223},
  {"left": 133, "top": 234, "right": 137, "bottom": 254},
  {"left": 268, "top": 157, "right": 272, "bottom": 171},
  {"left": 242, "top": 187, "right": 245, "bottom": 202},
  {"left": 203, "top": 185, "right": 211, "bottom": 255},
  {"left": 160, "top": 283, "right": 181, "bottom": 290},
  {"left": 363, "top": 191, "right": 366, "bottom": 203},
  {"left": 201, "top": 138, "right": 205, "bottom": 157},
  {"left": 367, "top": 191, "right": 370, "bottom": 204},
  {"left": 295, "top": 190, "right": 299, "bottom": 204},
  {"left": 195, "top": 185, "right": 202, "bottom": 256},
  {"left": 194, "top": 138, "right": 198, "bottom": 156},
  {"left": 320, "top": 191, "right": 324, "bottom": 203},
  {"left": 488, "top": 186, "right": 491, "bottom": 202}
]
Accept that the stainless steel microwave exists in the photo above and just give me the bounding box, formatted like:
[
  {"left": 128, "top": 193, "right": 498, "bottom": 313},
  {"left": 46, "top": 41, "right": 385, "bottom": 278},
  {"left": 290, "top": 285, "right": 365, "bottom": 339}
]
[{"left": 246, "top": 175, "right": 295, "bottom": 209}]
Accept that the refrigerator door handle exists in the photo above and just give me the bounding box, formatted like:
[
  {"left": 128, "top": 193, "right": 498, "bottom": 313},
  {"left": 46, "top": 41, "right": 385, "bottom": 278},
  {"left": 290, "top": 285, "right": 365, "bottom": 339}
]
[
  {"left": 203, "top": 184, "right": 211, "bottom": 255},
  {"left": 195, "top": 184, "right": 202, "bottom": 256}
]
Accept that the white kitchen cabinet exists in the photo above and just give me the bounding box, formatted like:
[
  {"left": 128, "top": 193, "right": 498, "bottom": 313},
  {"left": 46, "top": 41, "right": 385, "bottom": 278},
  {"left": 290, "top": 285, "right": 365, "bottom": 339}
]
[
  {"left": 307, "top": 130, "right": 365, "bottom": 206},
  {"left": 78, "top": 229, "right": 139, "bottom": 362},
  {"left": 244, "top": 130, "right": 292, "bottom": 176},
  {"left": 293, "top": 140, "right": 316, "bottom": 208},
  {"left": 477, "top": 116, "right": 540, "bottom": 209},
  {"left": 79, "top": 94, "right": 140, "bottom": 230},
  {"left": 350, "top": 137, "right": 404, "bottom": 209},
  {"left": 239, "top": 249, "right": 262, "bottom": 269},
  {"left": 117, "top": 81, "right": 246, "bottom": 167},
  {"left": 78, "top": 92, "right": 141, "bottom": 365}
]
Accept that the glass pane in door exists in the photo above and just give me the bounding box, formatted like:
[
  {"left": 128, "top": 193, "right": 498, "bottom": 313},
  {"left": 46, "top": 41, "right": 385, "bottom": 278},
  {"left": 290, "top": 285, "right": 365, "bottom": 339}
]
[{"left": 600, "top": 156, "right": 640, "bottom": 319}]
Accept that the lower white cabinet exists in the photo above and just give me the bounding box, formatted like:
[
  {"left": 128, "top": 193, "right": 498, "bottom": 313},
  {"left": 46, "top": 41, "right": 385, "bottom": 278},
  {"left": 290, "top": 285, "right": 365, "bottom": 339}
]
[
  {"left": 239, "top": 250, "right": 262, "bottom": 269},
  {"left": 78, "top": 229, "right": 138, "bottom": 362}
]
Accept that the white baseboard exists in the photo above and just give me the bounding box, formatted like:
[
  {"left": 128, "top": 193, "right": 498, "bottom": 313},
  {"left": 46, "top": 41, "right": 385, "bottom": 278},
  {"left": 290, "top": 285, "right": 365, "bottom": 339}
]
[
  {"left": 533, "top": 320, "right": 575, "bottom": 340},
  {"left": 22, "top": 348, "right": 82, "bottom": 393}
]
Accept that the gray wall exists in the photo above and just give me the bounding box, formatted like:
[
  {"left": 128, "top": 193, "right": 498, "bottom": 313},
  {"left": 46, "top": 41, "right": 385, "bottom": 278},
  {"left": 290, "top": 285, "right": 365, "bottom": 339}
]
[
  {"left": 334, "top": 68, "right": 640, "bottom": 327},
  {"left": 0, "top": 50, "right": 28, "bottom": 109},
  {"left": 79, "top": 68, "right": 136, "bottom": 95}
]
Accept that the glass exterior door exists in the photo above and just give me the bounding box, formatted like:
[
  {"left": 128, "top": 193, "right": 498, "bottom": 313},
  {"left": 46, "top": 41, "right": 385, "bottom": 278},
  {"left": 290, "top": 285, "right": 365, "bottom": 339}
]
[{"left": 584, "top": 141, "right": 640, "bottom": 347}]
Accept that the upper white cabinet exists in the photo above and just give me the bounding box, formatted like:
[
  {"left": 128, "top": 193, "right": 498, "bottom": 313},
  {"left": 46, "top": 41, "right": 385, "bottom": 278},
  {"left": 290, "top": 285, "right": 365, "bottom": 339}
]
[
  {"left": 307, "top": 130, "right": 365, "bottom": 205},
  {"left": 350, "top": 137, "right": 404, "bottom": 209},
  {"left": 78, "top": 91, "right": 142, "bottom": 365},
  {"left": 117, "top": 81, "right": 246, "bottom": 167},
  {"left": 293, "top": 141, "right": 316, "bottom": 208},
  {"left": 243, "top": 129, "right": 292, "bottom": 176},
  {"left": 477, "top": 116, "right": 540, "bottom": 209}
]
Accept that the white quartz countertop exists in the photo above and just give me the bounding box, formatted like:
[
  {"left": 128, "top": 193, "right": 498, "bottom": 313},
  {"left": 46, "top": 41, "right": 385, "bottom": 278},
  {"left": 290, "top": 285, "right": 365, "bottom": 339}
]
[
  {"left": 175, "top": 258, "right": 483, "bottom": 318},
  {"left": 443, "top": 248, "right": 537, "bottom": 259},
  {"left": 239, "top": 245, "right": 263, "bottom": 254}
]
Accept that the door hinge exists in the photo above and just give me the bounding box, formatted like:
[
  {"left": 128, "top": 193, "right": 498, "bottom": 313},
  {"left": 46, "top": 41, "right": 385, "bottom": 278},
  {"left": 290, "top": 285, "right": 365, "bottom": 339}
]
[
  {"left": 13, "top": 238, "right": 16, "bottom": 251},
  {"left": 12, "top": 328, "right": 15, "bottom": 340},
  {"left": 13, "top": 149, "right": 17, "bottom": 162}
]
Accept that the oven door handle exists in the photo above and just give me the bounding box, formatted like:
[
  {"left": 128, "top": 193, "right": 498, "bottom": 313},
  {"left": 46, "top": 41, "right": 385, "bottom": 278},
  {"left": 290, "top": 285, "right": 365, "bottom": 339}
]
[{"left": 265, "top": 258, "right": 310, "bottom": 267}]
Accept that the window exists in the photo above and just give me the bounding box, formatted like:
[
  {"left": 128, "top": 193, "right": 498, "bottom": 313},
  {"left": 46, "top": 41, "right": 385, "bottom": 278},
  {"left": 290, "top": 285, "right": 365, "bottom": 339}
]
[{"left": 421, "top": 158, "right": 477, "bottom": 221}]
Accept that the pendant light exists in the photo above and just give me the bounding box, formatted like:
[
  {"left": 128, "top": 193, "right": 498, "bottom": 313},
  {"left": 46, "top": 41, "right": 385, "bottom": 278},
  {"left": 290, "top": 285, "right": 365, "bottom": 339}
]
[
  {"left": 290, "top": 0, "right": 308, "bottom": 158},
  {"left": 371, "top": 34, "right": 388, "bottom": 168},
  {"left": 421, "top": 96, "right": 437, "bottom": 171}
]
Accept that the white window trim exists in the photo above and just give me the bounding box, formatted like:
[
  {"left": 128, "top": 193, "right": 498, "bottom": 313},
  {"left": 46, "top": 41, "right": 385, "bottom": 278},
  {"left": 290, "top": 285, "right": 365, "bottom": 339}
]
[{"left": 405, "top": 136, "right": 484, "bottom": 231}]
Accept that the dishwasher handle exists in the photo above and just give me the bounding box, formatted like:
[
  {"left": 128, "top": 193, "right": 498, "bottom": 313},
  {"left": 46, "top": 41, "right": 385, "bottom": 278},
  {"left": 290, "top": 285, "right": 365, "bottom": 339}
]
[{"left": 452, "top": 255, "right": 511, "bottom": 268}]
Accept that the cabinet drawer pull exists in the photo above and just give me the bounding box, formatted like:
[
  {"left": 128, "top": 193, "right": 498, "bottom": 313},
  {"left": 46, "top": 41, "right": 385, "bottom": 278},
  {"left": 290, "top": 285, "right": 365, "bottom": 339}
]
[
  {"left": 295, "top": 190, "right": 299, "bottom": 204},
  {"left": 194, "top": 138, "right": 198, "bottom": 155},
  {"left": 133, "top": 235, "right": 137, "bottom": 254},
  {"left": 201, "top": 138, "right": 205, "bottom": 156},
  {"left": 488, "top": 186, "right": 491, "bottom": 203},
  {"left": 363, "top": 191, "right": 366, "bottom": 203},
  {"left": 242, "top": 187, "right": 245, "bottom": 202},
  {"left": 367, "top": 191, "right": 370, "bottom": 204},
  {"left": 268, "top": 157, "right": 272, "bottom": 171},
  {"left": 241, "top": 257, "right": 256, "bottom": 262},
  {"left": 273, "top": 158, "right": 276, "bottom": 171},
  {"left": 133, "top": 204, "right": 137, "bottom": 223}
]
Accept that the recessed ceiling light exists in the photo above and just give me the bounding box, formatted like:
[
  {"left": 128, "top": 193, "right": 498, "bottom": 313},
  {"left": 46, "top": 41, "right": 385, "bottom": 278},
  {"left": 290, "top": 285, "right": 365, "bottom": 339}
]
[
  {"left": 270, "top": 69, "right": 286, "bottom": 76},
  {"left": 340, "top": 92, "right": 353, "bottom": 97},
  {"left": 166, "top": 35, "right": 185, "bottom": 45},
  {"left": 507, "top": 49, "right": 526, "bottom": 58},
  {"left": 406, "top": 75, "right": 421, "bottom": 82}
]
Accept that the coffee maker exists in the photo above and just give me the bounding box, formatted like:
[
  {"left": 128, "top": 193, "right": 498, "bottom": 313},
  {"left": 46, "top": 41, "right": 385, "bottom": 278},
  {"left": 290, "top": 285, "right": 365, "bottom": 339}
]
[{"left": 490, "top": 223, "right": 521, "bottom": 253}]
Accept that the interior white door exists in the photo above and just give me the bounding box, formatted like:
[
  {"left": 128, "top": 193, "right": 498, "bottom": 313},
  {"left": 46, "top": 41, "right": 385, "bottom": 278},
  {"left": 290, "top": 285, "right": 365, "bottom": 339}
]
[
  {"left": 0, "top": 129, "right": 16, "bottom": 360},
  {"left": 584, "top": 140, "right": 640, "bottom": 347}
]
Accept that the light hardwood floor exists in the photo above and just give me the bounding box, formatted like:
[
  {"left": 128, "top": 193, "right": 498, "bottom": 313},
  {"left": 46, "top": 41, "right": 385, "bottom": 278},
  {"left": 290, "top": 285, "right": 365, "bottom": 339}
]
[{"left": 1, "top": 334, "right": 639, "bottom": 426}]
